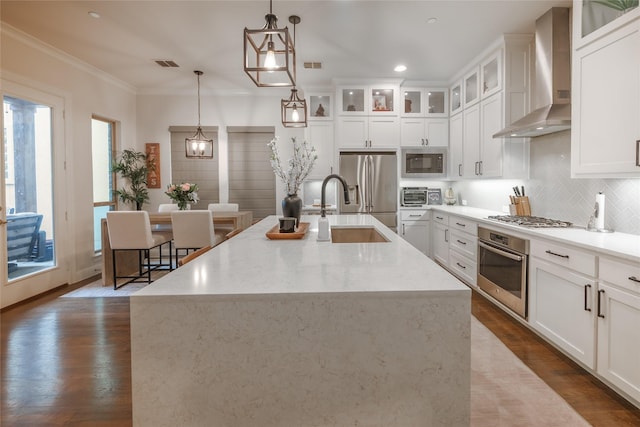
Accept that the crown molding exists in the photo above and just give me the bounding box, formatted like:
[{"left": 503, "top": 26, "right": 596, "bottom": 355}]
[{"left": 1, "top": 23, "right": 136, "bottom": 94}]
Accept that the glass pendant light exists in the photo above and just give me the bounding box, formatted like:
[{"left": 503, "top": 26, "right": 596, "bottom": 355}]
[
  {"left": 243, "top": 0, "right": 295, "bottom": 87},
  {"left": 185, "top": 70, "right": 214, "bottom": 158}
]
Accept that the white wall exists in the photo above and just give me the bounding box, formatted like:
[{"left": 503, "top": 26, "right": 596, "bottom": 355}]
[{"left": 1, "top": 27, "right": 138, "bottom": 290}]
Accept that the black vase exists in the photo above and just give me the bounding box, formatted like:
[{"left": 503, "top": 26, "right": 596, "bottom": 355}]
[{"left": 282, "top": 194, "right": 302, "bottom": 228}]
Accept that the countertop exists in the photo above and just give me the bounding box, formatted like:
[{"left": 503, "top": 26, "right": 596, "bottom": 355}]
[
  {"left": 403, "top": 205, "right": 640, "bottom": 263},
  {"left": 132, "top": 214, "right": 470, "bottom": 297}
]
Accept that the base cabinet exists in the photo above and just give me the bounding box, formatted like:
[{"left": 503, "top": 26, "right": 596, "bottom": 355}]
[
  {"left": 596, "top": 257, "right": 640, "bottom": 403},
  {"left": 399, "top": 210, "right": 430, "bottom": 256},
  {"left": 529, "top": 257, "right": 596, "bottom": 368},
  {"left": 431, "top": 213, "right": 449, "bottom": 266}
]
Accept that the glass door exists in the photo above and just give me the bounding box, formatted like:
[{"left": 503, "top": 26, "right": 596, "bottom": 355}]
[{"left": 1, "top": 80, "right": 68, "bottom": 307}]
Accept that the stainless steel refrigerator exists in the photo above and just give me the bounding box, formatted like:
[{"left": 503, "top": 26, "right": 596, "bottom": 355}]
[{"left": 339, "top": 152, "right": 398, "bottom": 229}]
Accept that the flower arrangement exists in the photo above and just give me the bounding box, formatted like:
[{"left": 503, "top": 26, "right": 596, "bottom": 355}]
[
  {"left": 165, "top": 182, "right": 199, "bottom": 210},
  {"left": 268, "top": 137, "right": 317, "bottom": 195}
]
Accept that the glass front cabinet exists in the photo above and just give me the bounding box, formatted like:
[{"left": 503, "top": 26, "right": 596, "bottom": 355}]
[
  {"left": 450, "top": 81, "right": 463, "bottom": 115},
  {"left": 463, "top": 66, "right": 480, "bottom": 108},
  {"left": 337, "top": 84, "right": 399, "bottom": 116},
  {"left": 307, "top": 92, "right": 332, "bottom": 120},
  {"left": 481, "top": 50, "right": 502, "bottom": 99},
  {"left": 402, "top": 88, "right": 448, "bottom": 118}
]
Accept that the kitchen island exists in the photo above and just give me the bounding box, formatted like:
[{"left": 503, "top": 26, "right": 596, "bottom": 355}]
[{"left": 130, "top": 215, "right": 471, "bottom": 427}]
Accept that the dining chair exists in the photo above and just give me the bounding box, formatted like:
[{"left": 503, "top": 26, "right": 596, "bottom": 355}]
[
  {"left": 170, "top": 210, "right": 225, "bottom": 265},
  {"left": 106, "top": 211, "right": 173, "bottom": 290},
  {"left": 207, "top": 203, "right": 239, "bottom": 212}
]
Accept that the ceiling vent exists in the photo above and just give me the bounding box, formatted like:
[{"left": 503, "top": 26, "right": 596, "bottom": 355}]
[
  {"left": 155, "top": 60, "right": 180, "bottom": 68},
  {"left": 303, "top": 62, "right": 322, "bottom": 69}
]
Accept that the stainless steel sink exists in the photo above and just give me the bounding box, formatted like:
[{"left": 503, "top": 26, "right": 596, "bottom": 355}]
[{"left": 330, "top": 227, "right": 389, "bottom": 243}]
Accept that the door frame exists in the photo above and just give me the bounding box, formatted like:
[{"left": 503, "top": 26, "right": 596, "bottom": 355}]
[{"left": 1, "top": 78, "right": 70, "bottom": 308}]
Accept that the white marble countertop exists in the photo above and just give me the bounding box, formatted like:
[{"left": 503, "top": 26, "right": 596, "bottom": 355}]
[
  {"left": 427, "top": 205, "right": 640, "bottom": 263},
  {"left": 133, "top": 214, "right": 470, "bottom": 298}
]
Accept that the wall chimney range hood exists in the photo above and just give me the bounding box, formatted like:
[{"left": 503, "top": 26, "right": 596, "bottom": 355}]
[{"left": 494, "top": 7, "right": 571, "bottom": 138}]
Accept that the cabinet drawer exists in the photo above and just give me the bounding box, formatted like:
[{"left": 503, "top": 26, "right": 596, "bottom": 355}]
[
  {"left": 600, "top": 257, "right": 640, "bottom": 295},
  {"left": 450, "top": 230, "right": 477, "bottom": 259},
  {"left": 530, "top": 239, "right": 596, "bottom": 277},
  {"left": 449, "top": 249, "right": 477, "bottom": 287},
  {"left": 432, "top": 212, "right": 449, "bottom": 226},
  {"left": 400, "top": 210, "right": 429, "bottom": 221},
  {"left": 449, "top": 216, "right": 477, "bottom": 236}
]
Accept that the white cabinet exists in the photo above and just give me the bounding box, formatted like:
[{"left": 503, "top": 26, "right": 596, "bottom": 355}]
[
  {"left": 305, "top": 121, "right": 334, "bottom": 178},
  {"left": 400, "top": 118, "right": 448, "bottom": 147},
  {"left": 430, "top": 212, "right": 477, "bottom": 287},
  {"left": 447, "top": 216, "right": 478, "bottom": 287},
  {"left": 401, "top": 88, "right": 448, "bottom": 118},
  {"left": 336, "top": 83, "right": 400, "bottom": 115},
  {"left": 431, "top": 213, "right": 449, "bottom": 266},
  {"left": 571, "top": 13, "right": 640, "bottom": 177},
  {"left": 596, "top": 257, "right": 640, "bottom": 403},
  {"left": 399, "top": 210, "right": 430, "bottom": 256},
  {"left": 336, "top": 82, "right": 401, "bottom": 149},
  {"left": 449, "top": 112, "right": 464, "bottom": 178},
  {"left": 336, "top": 116, "right": 399, "bottom": 149},
  {"left": 529, "top": 256, "right": 597, "bottom": 368},
  {"left": 448, "top": 35, "right": 533, "bottom": 179}
]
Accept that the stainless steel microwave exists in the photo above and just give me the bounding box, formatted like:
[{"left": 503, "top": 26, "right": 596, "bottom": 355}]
[{"left": 401, "top": 148, "right": 447, "bottom": 178}]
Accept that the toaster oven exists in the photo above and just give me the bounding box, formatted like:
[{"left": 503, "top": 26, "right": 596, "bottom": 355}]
[{"left": 401, "top": 187, "right": 428, "bottom": 207}]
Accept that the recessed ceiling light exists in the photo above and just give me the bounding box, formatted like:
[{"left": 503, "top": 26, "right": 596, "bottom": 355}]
[
  {"left": 426, "top": 17, "right": 437, "bottom": 24},
  {"left": 394, "top": 65, "right": 407, "bottom": 72},
  {"left": 88, "top": 11, "right": 101, "bottom": 19}
]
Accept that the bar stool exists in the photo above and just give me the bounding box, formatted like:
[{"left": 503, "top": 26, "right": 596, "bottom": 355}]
[
  {"left": 170, "top": 210, "right": 225, "bottom": 265},
  {"left": 106, "top": 211, "right": 173, "bottom": 289}
]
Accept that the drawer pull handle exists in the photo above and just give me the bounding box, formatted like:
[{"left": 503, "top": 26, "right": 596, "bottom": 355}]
[
  {"left": 436, "top": 216, "right": 444, "bottom": 220},
  {"left": 409, "top": 214, "right": 422, "bottom": 217},
  {"left": 455, "top": 222, "right": 466, "bottom": 227},
  {"left": 597, "top": 289, "right": 605, "bottom": 319},
  {"left": 456, "top": 239, "right": 467, "bottom": 245},
  {"left": 545, "top": 250, "right": 569, "bottom": 259},
  {"left": 629, "top": 276, "right": 640, "bottom": 283},
  {"left": 456, "top": 262, "right": 466, "bottom": 269},
  {"left": 584, "top": 284, "right": 591, "bottom": 312}
]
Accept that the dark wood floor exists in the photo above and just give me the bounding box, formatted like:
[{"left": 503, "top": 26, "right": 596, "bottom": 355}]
[{"left": 2, "top": 282, "right": 640, "bottom": 426}]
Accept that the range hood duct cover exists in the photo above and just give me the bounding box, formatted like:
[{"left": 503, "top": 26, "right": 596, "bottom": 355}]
[{"left": 494, "top": 7, "right": 571, "bottom": 138}]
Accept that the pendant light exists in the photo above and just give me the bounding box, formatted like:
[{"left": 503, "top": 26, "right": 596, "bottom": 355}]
[
  {"left": 281, "top": 16, "right": 307, "bottom": 128},
  {"left": 185, "top": 70, "right": 214, "bottom": 159},
  {"left": 244, "top": 0, "right": 295, "bottom": 87}
]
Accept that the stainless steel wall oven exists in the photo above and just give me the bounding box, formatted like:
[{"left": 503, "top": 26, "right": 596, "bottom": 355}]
[{"left": 477, "top": 227, "right": 530, "bottom": 319}]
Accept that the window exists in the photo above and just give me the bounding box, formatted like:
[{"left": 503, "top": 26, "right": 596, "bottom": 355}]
[{"left": 91, "top": 117, "right": 116, "bottom": 252}]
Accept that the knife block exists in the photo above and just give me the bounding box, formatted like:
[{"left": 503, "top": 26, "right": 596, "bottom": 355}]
[{"left": 513, "top": 196, "right": 531, "bottom": 216}]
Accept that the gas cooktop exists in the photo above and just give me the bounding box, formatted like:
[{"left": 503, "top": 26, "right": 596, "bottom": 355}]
[{"left": 487, "top": 215, "right": 573, "bottom": 228}]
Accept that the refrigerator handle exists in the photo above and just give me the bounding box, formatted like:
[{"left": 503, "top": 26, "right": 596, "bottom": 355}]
[
  {"left": 349, "top": 185, "right": 360, "bottom": 206},
  {"left": 367, "top": 155, "right": 374, "bottom": 211}
]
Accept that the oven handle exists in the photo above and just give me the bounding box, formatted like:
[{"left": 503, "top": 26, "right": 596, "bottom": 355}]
[{"left": 478, "top": 241, "right": 523, "bottom": 262}]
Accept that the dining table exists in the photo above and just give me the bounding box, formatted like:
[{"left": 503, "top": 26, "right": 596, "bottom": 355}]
[{"left": 101, "top": 210, "right": 253, "bottom": 286}]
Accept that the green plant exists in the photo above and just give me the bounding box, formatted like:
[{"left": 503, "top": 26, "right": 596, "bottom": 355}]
[
  {"left": 111, "top": 149, "right": 153, "bottom": 210},
  {"left": 592, "top": 0, "right": 638, "bottom": 11}
]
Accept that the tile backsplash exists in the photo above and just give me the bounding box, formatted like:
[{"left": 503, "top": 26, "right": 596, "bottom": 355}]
[{"left": 451, "top": 131, "right": 640, "bottom": 235}]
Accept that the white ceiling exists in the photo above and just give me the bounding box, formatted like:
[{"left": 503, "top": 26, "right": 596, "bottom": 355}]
[{"left": 1, "top": 0, "right": 572, "bottom": 97}]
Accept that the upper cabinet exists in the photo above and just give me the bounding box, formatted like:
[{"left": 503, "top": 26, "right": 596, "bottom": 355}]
[
  {"left": 571, "top": 2, "right": 640, "bottom": 178},
  {"left": 307, "top": 92, "right": 333, "bottom": 121},
  {"left": 450, "top": 81, "right": 463, "bottom": 115},
  {"left": 401, "top": 88, "right": 448, "bottom": 118},
  {"left": 448, "top": 35, "right": 534, "bottom": 179},
  {"left": 336, "top": 83, "right": 400, "bottom": 116},
  {"left": 463, "top": 67, "right": 480, "bottom": 108},
  {"left": 481, "top": 50, "right": 502, "bottom": 99}
]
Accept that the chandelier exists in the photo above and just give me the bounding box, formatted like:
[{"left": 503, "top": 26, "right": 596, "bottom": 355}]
[
  {"left": 243, "top": 0, "right": 295, "bottom": 87},
  {"left": 185, "top": 70, "right": 214, "bottom": 159}
]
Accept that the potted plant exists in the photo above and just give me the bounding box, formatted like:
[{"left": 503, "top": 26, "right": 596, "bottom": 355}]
[{"left": 111, "top": 148, "right": 153, "bottom": 210}]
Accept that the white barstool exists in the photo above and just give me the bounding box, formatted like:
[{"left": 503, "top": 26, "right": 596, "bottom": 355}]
[
  {"left": 106, "top": 211, "right": 173, "bottom": 289},
  {"left": 170, "top": 210, "right": 225, "bottom": 265}
]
